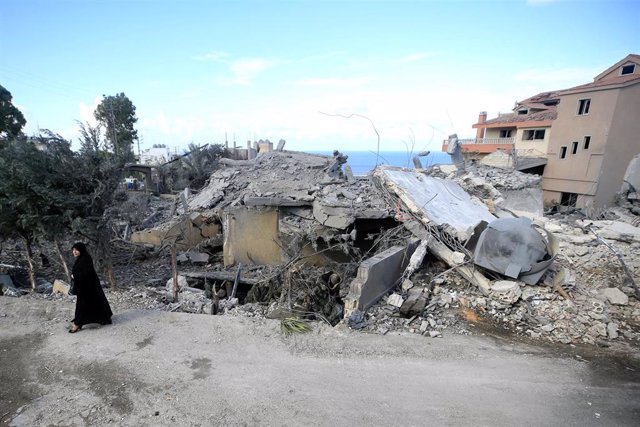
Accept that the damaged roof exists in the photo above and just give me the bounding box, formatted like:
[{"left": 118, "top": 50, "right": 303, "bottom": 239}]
[{"left": 187, "top": 150, "right": 391, "bottom": 228}]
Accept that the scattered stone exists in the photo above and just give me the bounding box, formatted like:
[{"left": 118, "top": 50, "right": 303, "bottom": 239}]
[
  {"left": 607, "top": 322, "right": 619, "bottom": 339},
  {"left": 52, "top": 280, "right": 71, "bottom": 296},
  {"left": 601, "top": 288, "right": 629, "bottom": 306},
  {"left": 387, "top": 293, "right": 404, "bottom": 308}
]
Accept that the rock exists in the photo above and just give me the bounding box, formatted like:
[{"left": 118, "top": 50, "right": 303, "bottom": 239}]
[
  {"left": 428, "top": 330, "right": 441, "bottom": 338},
  {"left": 541, "top": 324, "right": 555, "bottom": 332},
  {"left": 166, "top": 275, "right": 189, "bottom": 292},
  {"left": 489, "top": 280, "right": 522, "bottom": 304},
  {"left": 387, "top": 293, "right": 404, "bottom": 308},
  {"left": 607, "top": 322, "right": 619, "bottom": 339},
  {"left": 588, "top": 322, "right": 607, "bottom": 337},
  {"left": 420, "top": 320, "right": 429, "bottom": 332},
  {"left": 601, "top": 288, "right": 629, "bottom": 306},
  {"left": 52, "top": 279, "right": 71, "bottom": 295}
]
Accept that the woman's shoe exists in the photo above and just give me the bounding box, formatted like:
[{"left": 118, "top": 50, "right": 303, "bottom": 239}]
[{"left": 68, "top": 324, "right": 82, "bottom": 333}]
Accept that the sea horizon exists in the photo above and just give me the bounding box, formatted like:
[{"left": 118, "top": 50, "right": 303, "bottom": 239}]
[{"left": 306, "top": 150, "right": 452, "bottom": 175}]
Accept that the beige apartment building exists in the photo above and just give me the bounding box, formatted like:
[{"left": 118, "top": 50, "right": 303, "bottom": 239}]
[
  {"left": 467, "top": 54, "right": 640, "bottom": 209},
  {"left": 543, "top": 54, "right": 640, "bottom": 208}
]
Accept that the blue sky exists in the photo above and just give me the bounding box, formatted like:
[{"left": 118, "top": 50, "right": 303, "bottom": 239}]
[{"left": 1, "top": 0, "right": 638, "bottom": 154}]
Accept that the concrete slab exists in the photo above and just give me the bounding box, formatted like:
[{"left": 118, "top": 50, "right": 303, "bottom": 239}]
[
  {"left": 344, "top": 239, "right": 420, "bottom": 314},
  {"left": 375, "top": 168, "right": 495, "bottom": 241},
  {"left": 501, "top": 188, "right": 544, "bottom": 219}
]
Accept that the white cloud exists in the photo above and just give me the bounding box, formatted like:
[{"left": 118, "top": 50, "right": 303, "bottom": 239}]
[
  {"left": 78, "top": 96, "right": 102, "bottom": 127},
  {"left": 140, "top": 110, "right": 206, "bottom": 147},
  {"left": 226, "top": 58, "right": 276, "bottom": 85},
  {"left": 15, "top": 103, "right": 27, "bottom": 115}
]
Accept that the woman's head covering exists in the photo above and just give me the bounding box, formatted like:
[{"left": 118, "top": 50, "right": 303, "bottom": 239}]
[{"left": 72, "top": 242, "right": 88, "bottom": 256}]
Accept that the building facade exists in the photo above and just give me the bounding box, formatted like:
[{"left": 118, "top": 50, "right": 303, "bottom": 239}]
[
  {"left": 460, "top": 54, "right": 640, "bottom": 209},
  {"left": 542, "top": 54, "right": 640, "bottom": 208}
]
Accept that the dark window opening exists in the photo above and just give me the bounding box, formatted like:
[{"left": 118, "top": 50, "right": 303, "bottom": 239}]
[
  {"left": 499, "top": 129, "right": 513, "bottom": 138},
  {"left": 578, "top": 98, "right": 590, "bottom": 115},
  {"left": 571, "top": 141, "right": 578, "bottom": 154},
  {"left": 560, "top": 146, "right": 568, "bottom": 159},
  {"left": 621, "top": 64, "right": 635, "bottom": 75},
  {"left": 561, "top": 192, "right": 578, "bottom": 207},
  {"left": 583, "top": 136, "right": 591, "bottom": 149},
  {"left": 524, "top": 129, "right": 546, "bottom": 140},
  {"left": 517, "top": 109, "right": 528, "bottom": 115}
]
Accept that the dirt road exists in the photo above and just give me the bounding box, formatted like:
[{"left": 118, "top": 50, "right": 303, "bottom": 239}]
[{"left": 1, "top": 296, "right": 639, "bottom": 426}]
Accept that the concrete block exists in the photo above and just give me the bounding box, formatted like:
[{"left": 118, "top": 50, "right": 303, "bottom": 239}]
[
  {"left": 400, "top": 287, "right": 428, "bottom": 316},
  {"left": 344, "top": 239, "right": 420, "bottom": 315},
  {"left": 199, "top": 222, "right": 221, "bottom": 238},
  {"left": 53, "top": 279, "right": 71, "bottom": 295},
  {"left": 166, "top": 275, "right": 189, "bottom": 292},
  {"left": 131, "top": 229, "right": 165, "bottom": 246},
  {"left": 387, "top": 293, "right": 404, "bottom": 307},
  {"left": 190, "top": 212, "right": 204, "bottom": 227},
  {"left": 187, "top": 251, "right": 210, "bottom": 264}
]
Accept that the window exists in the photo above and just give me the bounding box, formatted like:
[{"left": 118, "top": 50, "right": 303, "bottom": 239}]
[
  {"left": 561, "top": 192, "right": 578, "bottom": 207},
  {"left": 559, "top": 146, "right": 568, "bottom": 159},
  {"left": 517, "top": 109, "right": 528, "bottom": 115},
  {"left": 577, "top": 98, "right": 591, "bottom": 115},
  {"left": 583, "top": 136, "right": 591, "bottom": 149},
  {"left": 571, "top": 141, "right": 578, "bottom": 154},
  {"left": 621, "top": 64, "right": 635, "bottom": 75},
  {"left": 499, "top": 129, "right": 513, "bottom": 138},
  {"left": 523, "top": 129, "right": 546, "bottom": 140}
]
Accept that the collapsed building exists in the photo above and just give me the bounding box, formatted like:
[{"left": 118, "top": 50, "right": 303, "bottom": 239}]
[
  {"left": 1, "top": 147, "right": 637, "bottom": 348},
  {"left": 120, "top": 149, "right": 639, "bottom": 347}
]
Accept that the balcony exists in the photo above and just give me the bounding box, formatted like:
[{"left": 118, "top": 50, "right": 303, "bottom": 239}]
[
  {"left": 442, "top": 137, "right": 515, "bottom": 154},
  {"left": 457, "top": 137, "right": 515, "bottom": 145}
]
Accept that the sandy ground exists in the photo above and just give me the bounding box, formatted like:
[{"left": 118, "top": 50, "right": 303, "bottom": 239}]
[{"left": 1, "top": 296, "right": 639, "bottom": 427}]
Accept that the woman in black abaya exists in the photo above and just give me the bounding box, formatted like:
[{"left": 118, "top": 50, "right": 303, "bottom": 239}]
[{"left": 69, "top": 242, "right": 113, "bottom": 333}]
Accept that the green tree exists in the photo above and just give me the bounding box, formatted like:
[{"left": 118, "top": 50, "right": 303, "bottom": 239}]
[
  {"left": 0, "top": 130, "right": 123, "bottom": 288},
  {"left": 179, "top": 143, "right": 223, "bottom": 189},
  {"left": 94, "top": 93, "right": 138, "bottom": 162},
  {"left": 0, "top": 84, "right": 26, "bottom": 141},
  {"left": 77, "top": 120, "right": 104, "bottom": 155},
  {"left": 0, "top": 131, "right": 82, "bottom": 287}
]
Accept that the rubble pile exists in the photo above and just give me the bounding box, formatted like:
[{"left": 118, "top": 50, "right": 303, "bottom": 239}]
[
  {"left": 349, "top": 167, "right": 639, "bottom": 348},
  {"left": 2, "top": 151, "right": 639, "bottom": 354},
  {"left": 188, "top": 151, "right": 385, "bottom": 213}
]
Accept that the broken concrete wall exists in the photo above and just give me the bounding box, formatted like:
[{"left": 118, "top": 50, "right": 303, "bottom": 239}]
[
  {"left": 131, "top": 214, "right": 221, "bottom": 249},
  {"left": 223, "top": 206, "right": 284, "bottom": 266},
  {"left": 344, "top": 239, "right": 420, "bottom": 314},
  {"left": 479, "top": 150, "right": 513, "bottom": 169}
]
